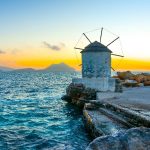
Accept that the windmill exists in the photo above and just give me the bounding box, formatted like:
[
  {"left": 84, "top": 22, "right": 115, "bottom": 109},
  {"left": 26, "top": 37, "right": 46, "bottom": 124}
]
[{"left": 74, "top": 28, "right": 124, "bottom": 78}]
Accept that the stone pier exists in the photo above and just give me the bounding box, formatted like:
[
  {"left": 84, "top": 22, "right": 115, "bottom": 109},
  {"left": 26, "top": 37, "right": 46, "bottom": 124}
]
[{"left": 62, "top": 84, "right": 150, "bottom": 150}]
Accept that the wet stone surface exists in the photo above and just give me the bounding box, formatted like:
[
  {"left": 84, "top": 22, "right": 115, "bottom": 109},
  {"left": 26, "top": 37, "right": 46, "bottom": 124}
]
[{"left": 83, "top": 104, "right": 128, "bottom": 138}]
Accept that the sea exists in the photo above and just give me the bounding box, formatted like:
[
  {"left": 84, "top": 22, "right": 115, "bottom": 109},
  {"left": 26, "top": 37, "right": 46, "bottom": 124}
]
[{"left": 0, "top": 71, "right": 91, "bottom": 150}]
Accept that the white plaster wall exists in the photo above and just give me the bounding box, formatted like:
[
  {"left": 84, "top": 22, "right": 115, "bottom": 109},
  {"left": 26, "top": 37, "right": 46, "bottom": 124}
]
[
  {"left": 96, "top": 92, "right": 122, "bottom": 100},
  {"left": 82, "top": 52, "right": 111, "bottom": 78},
  {"left": 72, "top": 78, "right": 116, "bottom": 92}
]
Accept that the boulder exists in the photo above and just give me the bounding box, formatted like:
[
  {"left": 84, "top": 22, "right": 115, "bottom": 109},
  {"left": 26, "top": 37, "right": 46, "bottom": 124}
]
[
  {"left": 64, "top": 83, "right": 96, "bottom": 107},
  {"left": 116, "top": 71, "right": 150, "bottom": 87},
  {"left": 117, "top": 71, "right": 134, "bottom": 80},
  {"left": 133, "top": 74, "right": 150, "bottom": 83},
  {"left": 141, "top": 72, "right": 150, "bottom": 76},
  {"left": 144, "top": 81, "right": 150, "bottom": 86},
  {"left": 66, "top": 83, "right": 85, "bottom": 100},
  {"left": 138, "top": 83, "right": 144, "bottom": 87},
  {"left": 86, "top": 127, "right": 150, "bottom": 150},
  {"left": 145, "top": 75, "right": 150, "bottom": 81},
  {"left": 134, "top": 74, "right": 147, "bottom": 83},
  {"left": 84, "top": 103, "right": 99, "bottom": 110},
  {"left": 112, "top": 76, "right": 119, "bottom": 79},
  {"left": 122, "top": 79, "right": 139, "bottom": 87},
  {"left": 61, "top": 95, "right": 72, "bottom": 102}
]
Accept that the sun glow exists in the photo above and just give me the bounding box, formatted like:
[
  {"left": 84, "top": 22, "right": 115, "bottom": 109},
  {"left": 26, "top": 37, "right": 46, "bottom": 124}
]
[{"left": 1, "top": 50, "right": 150, "bottom": 71}]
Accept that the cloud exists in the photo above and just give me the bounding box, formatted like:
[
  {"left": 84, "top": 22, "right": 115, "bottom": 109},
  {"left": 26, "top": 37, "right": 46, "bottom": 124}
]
[
  {"left": 60, "top": 43, "right": 66, "bottom": 47},
  {"left": 11, "top": 49, "right": 20, "bottom": 55},
  {"left": 0, "top": 50, "right": 6, "bottom": 54},
  {"left": 43, "top": 42, "right": 65, "bottom": 51}
]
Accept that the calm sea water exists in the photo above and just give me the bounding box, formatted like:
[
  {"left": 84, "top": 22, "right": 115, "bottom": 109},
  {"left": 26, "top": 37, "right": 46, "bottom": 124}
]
[{"left": 0, "top": 71, "right": 91, "bottom": 150}]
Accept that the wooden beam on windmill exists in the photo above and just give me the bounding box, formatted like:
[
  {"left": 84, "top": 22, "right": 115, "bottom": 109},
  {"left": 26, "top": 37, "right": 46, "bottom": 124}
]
[
  {"left": 107, "top": 37, "right": 119, "bottom": 47},
  {"left": 100, "top": 27, "right": 103, "bottom": 43},
  {"left": 83, "top": 33, "right": 92, "bottom": 44},
  {"left": 111, "top": 53, "right": 124, "bottom": 57}
]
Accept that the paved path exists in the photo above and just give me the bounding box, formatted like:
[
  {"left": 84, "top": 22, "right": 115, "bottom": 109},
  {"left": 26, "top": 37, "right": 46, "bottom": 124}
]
[
  {"left": 120, "top": 87, "right": 150, "bottom": 105},
  {"left": 100, "top": 87, "right": 150, "bottom": 116}
]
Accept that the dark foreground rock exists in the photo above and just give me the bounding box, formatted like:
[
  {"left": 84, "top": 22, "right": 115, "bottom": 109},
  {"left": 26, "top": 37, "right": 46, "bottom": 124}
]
[
  {"left": 61, "top": 83, "right": 96, "bottom": 108},
  {"left": 86, "top": 127, "right": 150, "bottom": 150}
]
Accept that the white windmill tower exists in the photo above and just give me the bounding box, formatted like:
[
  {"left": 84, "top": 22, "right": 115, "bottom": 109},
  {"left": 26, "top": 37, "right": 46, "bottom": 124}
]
[{"left": 73, "top": 28, "right": 124, "bottom": 92}]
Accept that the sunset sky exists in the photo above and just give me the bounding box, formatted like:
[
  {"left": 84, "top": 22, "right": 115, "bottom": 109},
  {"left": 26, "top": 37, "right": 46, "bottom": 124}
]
[{"left": 0, "top": 0, "right": 150, "bottom": 71}]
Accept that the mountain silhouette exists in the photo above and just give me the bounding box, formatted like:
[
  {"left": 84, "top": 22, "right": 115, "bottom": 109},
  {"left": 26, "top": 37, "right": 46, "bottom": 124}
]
[
  {"left": 0, "top": 66, "right": 14, "bottom": 71},
  {"left": 44, "top": 63, "right": 75, "bottom": 72},
  {"left": 0, "top": 63, "right": 76, "bottom": 72}
]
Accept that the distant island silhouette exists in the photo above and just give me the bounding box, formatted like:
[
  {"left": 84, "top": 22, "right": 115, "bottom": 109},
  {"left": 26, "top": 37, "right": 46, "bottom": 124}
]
[
  {"left": 0, "top": 66, "right": 14, "bottom": 71},
  {"left": 0, "top": 63, "right": 76, "bottom": 72},
  {"left": 43, "top": 63, "right": 75, "bottom": 72}
]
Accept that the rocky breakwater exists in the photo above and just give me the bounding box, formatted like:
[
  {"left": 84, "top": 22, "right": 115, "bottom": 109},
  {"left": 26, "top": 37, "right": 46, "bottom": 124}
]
[
  {"left": 115, "top": 71, "right": 150, "bottom": 87},
  {"left": 61, "top": 83, "right": 96, "bottom": 108}
]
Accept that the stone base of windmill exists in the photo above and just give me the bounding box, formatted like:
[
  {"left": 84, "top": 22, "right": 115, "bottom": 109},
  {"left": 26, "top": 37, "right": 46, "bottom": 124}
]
[
  {"left": 61, "top": 77, "right": 122, "bottom": 108},
  {"left": 72, "top": 77, "right": 122, "bottom": 92}
]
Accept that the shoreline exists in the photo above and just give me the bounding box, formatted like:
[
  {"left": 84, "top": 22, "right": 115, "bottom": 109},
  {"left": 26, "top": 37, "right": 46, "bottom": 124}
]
[{"left": 62, "top": 84, "right": 150, "bottom": 149}]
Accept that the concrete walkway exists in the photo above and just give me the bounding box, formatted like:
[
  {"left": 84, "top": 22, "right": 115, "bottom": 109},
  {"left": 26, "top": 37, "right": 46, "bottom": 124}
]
[
  {"left": 109, "top": 87, "right": 149, "bottom": 108},
  {"left": 99, "top": 87, "right": 150, "bottom": 118}
]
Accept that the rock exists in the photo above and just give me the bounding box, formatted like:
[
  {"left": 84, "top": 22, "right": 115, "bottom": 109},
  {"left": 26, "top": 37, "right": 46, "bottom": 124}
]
[
  {"left": 117, "top": 71, "right": 134, "bottom": 80},
  {"left": 124, "top": 79, "right": 137, "bottom": 84},
  {"left": 112, "top": 76, "right": 119, "bottom": 79},
  {"left": 134, "top": 74, "right": 146, "bottom": 83},
  {"left": 65, "top": 83, "right": 96, "bottom": 107},
  {"left": 144, "top": 81, "right": 150, "bottom": 86},
  {"left": 123, "top": 79, "right": 139, "bottom": 87},
  {"left": 86, "top": 127, "right": 150, "bottom": 150},
  {"left": 116, "top": 71, "right": 150, "bottom": 87},
  {"left": 141, "top": 72, "right": 150, "bottom": 76},
  {"left": 138, "top": 83, "right": 144, "bottom": 87},
  {"left": 66, "top": 83, "right": 85, "bottom": 99},
  {"left": 81, "top": 88, "right": 96, "bottom": 100},
  {"left": 145, "top": 75, "right": 150, "bottom": 81},
  {"left": 61, "top": 95, "right": 72, "bottom": 102},
  {"left": 84, "top": 103, "right": 99, "bottom": 110}
]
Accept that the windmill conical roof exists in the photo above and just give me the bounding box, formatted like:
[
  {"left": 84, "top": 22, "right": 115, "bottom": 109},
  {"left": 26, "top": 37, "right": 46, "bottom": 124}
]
[{"left": 81, "top": 41, "right": 112, "bottom": 53}]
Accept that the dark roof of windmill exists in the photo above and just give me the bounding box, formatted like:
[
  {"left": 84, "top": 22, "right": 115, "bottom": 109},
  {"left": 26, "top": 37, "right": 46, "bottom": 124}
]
[{"left": 81, "top": 41, "right": 112, "bottom": 53}]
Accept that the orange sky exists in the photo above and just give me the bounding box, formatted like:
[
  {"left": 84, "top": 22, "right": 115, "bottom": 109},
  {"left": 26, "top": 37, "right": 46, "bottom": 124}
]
[
  {"left": 112, "top": 58, "right": 150, "bottom": 71},
  {"left": 0, "top": 51, "right": 150, "bottom": 71},
  {"left": 0, "top": 41, "right": 150, "bottom": 71}
]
